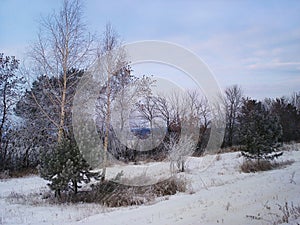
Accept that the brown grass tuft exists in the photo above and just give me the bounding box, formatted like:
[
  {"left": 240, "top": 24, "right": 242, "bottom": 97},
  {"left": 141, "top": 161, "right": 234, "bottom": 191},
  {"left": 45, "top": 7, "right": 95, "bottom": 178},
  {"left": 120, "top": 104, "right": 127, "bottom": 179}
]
[
  {"left": 240, "top": 159, "right": 294, "bottom": 173},
  {"left": 0, "top": 168, "right": 38, "bottom": 179},
  {"left": 51, "top": 176, "right": 186, "bottom": 207}
]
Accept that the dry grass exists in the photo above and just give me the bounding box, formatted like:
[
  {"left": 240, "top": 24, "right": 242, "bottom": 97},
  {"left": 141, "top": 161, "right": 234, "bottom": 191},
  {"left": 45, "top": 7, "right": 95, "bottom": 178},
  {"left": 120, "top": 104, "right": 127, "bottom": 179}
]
[
  {"left": 6, "top": 191, "right": 46, "bottom": 206},
  {"left": 240, "top": 159, "right": 294, "bottom": 173},
  {"left": 247, "top": 202, "right": 300, "bottom": 224},
  {"left": 215, "top": 154, "right": 222, "bottom": 161},
  {"left": 9, "top": 168, "right": 38, "bottom": 178},
  {"left": 0, "top": 168, "right": 38, "bottom": 179},
  {"left": 0, "top": 170, "right": 10, "bottom": 179},
  {"left": 279, "top": 142, "right": 300, "bottom": 152},
  {"left": 275, "top": 202, "right": 300, "bottom": 224},
  {"left": 49, "top": 176, "right": 186, "bottom": 207}
]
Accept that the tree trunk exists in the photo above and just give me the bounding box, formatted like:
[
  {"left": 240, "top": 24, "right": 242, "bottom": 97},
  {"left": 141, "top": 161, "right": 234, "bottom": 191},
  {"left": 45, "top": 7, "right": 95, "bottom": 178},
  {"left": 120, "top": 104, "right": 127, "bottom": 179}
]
[
  {"left": 55, "top": 189, "right": 61, "bottom": 198},
  {"left": 58, "top": 57, "right": 68, "bottom": 143},
  {"left": 0, "top": 83, "right": 8, "bottom": 154},
  {"left": 101, "top": 70, "right": 111, "bottom": 182},
  {"left": 73, "top": 179, "right": 78, "bottom": 194}
]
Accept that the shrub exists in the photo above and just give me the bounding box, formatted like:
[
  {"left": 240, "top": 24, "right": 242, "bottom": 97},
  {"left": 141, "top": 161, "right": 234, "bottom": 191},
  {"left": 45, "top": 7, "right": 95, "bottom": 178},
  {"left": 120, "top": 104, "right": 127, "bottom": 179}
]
[
  {"left": 51, "top": 176, "right": 186, "bottom": 207},
  {"left": 165, "top": 135, "right": 195, "bottom": 173},
  {"left": 240, "top": 159, "right": 294, "bottom": 173}
]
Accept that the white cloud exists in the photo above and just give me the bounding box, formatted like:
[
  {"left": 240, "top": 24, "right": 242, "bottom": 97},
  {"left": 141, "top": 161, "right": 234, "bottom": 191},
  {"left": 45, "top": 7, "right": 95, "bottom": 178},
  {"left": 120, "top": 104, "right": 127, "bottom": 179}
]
[{"left": 246, "top": 61, "right": 300, "bottom": 71}]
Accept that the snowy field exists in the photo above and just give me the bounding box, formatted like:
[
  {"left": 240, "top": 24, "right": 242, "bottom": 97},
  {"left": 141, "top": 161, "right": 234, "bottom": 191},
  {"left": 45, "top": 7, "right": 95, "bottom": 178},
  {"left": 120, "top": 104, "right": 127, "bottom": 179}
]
[{"left": 1, "top": 148, "right": 300, "bottom": 225}]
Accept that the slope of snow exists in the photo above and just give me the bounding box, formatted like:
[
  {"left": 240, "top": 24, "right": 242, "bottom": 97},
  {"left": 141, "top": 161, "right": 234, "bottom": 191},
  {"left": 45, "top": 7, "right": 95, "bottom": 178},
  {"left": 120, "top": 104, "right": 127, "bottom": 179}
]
[{"left": 1, "top": 150, "right": 300, "bottom": 225}]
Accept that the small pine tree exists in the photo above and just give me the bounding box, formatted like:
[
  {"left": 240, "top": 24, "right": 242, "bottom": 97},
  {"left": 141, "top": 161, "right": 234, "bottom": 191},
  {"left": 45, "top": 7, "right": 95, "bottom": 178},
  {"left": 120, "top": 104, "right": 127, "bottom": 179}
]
[
  {"left": 39, "top": 136, "right": 96, "bottom": 197},
  {"left": 239, "top": 99, "right": 282, "bottom": 161}
]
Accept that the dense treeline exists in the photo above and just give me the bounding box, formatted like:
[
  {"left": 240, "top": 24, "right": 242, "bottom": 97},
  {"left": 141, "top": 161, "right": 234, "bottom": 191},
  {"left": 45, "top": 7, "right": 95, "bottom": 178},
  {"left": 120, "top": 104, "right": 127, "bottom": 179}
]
[
  {"left": 1, "top": 51, "right": 300, "bottom": 194},
  {"left": 1, "top": 53, "right": 300, "bottom": 174},
  {"left": 222, "top": 86, "right": 300, "bottom": 148},
  {"left": 1, "top": 0, "right": 300, "bottom": 196}
]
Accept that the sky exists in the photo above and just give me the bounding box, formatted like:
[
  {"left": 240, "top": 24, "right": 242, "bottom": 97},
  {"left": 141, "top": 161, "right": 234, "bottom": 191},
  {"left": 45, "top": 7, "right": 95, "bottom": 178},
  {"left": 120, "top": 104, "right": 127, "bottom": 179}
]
[{"left": 1, "top": 0, "right": 299, "bottom": 99}]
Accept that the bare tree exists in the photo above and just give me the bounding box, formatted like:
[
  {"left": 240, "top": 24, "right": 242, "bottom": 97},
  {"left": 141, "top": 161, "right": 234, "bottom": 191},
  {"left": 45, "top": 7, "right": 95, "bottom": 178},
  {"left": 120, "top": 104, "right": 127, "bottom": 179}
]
[
  {"left": 169, "top": 91, "right": 188, "bottom": 121},
  {"left": 0, "top": 54, "right": 24, "bottom": 170},
  {"left": 97, "top": 23, "right": 127, "bottom": 181},
  {"left": 197, "top": 97, "right": 211, "bottom": 131},
  {"left": 194, "top": 96, "right": 211, "bottom": 154},
  {"left": 291, "top": 91, "right": 300, "bottom": 110},
  {"left": 113, "top": 75, "right": 154, "bottom": 133},
  {"left": 135, "top": 96, "right": 160, "bottom": 142},
  {"left": 222, "top": 85, "right": 243, "bottom": 147},
  {"left": 155, "top": 95, "right": 171, "bottom": 129},
  {"left": 28, "top": 0, "right": 94, "bottom": 143},
  {"left": 153, "top": 93, "right": 181, "bottom": 135},
  {"left": 185, "top": 91, "right": 202, "bottom": 136}
]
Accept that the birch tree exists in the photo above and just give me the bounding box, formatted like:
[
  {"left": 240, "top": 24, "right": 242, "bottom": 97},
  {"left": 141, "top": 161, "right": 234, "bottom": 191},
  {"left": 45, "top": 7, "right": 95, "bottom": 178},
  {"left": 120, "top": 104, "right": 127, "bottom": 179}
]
[
  {"left": 96, "top": 24, "right": 127, "bottom": 181},
  {"left": 20, "top": 0, "right": 96, "bottom": 196},
  {"left": 28, "top": 0, "right": 94, "bottom": 143}
]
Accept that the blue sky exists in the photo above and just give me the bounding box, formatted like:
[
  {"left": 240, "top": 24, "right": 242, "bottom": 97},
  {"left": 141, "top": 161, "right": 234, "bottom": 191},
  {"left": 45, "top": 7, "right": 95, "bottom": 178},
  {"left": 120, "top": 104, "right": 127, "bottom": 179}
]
[{"left": 1, "top": 0, "right": 299, "bottom": 99}]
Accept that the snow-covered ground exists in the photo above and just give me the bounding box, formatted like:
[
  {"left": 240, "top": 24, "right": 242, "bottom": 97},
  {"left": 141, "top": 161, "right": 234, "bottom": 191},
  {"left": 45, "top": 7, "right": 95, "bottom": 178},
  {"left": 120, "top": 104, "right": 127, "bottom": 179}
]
[{"left": 1, "top": 149, "right": 300, "bottom": 225}]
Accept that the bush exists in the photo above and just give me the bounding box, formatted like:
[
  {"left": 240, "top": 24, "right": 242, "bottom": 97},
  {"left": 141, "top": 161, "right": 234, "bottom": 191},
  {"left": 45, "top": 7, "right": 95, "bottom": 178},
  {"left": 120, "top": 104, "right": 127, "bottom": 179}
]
[
  {"left": 165, "top": 135, "right": 195, "bottom": 173},
  {"left": 240, "top": 159, "right": 294, "bottom": 173},
  {"left": 50, "top": 176, "right": 186, "bottom": 207}
]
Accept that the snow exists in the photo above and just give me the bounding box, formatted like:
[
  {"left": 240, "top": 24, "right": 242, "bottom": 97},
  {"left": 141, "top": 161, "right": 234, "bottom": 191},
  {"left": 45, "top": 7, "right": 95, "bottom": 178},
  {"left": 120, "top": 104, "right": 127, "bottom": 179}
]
[{"left": 1, "top": 149, "right": 300, "bottom": 225}]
